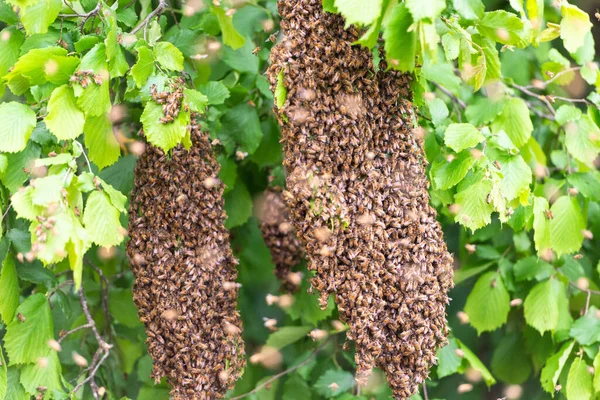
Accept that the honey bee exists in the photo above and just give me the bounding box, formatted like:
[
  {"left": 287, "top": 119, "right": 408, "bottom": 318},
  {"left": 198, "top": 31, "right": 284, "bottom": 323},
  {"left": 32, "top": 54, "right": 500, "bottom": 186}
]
[{"left": 252, "top": 46, "right": 261, "bottom": 55}]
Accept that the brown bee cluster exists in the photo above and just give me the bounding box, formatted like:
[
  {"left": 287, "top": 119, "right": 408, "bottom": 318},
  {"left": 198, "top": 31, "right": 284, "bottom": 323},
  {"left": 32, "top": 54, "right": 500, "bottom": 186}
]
[
  {"left": 258, "top": 188, "right": 304, "bottom": 292},
  {"left": 70, "top": 70, "right": 102, "bottom": 87},
  {"left": 267, "top": 1, "right": 454, "bottom": 398},
  {"left": 151, "top": 77, "right": 186, "bottom": 124},
  {"left": 127, "top": 115, "right": 245, "bottom": 399}
]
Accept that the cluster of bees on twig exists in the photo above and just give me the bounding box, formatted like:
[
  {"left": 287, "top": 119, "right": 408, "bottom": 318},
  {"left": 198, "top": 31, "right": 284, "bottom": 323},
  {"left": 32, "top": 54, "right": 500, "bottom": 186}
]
[
  {"left": 151, "top": 77, "right": 187, "bottom": 124},
  {"left": 266, "top": 0, "right": 454, "bottom": 398},
  {"left": 127, "top": 116, "right": 245, "bottom": 399}
]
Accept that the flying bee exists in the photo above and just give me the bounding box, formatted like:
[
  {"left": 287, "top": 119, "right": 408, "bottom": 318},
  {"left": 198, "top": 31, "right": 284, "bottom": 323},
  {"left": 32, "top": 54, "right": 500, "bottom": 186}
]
[{"left": 252, "top": 46, "right": 261, "bottom": 55}]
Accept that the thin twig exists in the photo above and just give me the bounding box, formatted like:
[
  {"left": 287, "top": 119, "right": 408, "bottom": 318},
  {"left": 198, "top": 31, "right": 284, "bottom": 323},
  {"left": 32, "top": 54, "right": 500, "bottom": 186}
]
[
  {"left": 423, "top": 382, "right": 429, "bottom": 400},
  {"left": 85, "top": 258, "right": 112, "bottom": 339},
  {"left": 131, "top": 0, "right": 167, "bottom": 37},
  {"left": 58, "top": 324, "right": 93, "bottom": 343},
  {"left": 71, "top": 349, "right": 110, "bottom": 398},
  {"left": 230, "top": 339, "right": 332, "bottom": 400},
  {"left": 433, "top": 82, "right": 467, "bottom": 109},
  {"left": 510, "top": 82, "right": 556, "bottom": 116},
  {"left": 524, "top": 67, "right": 582, "bottom": 89},
  {"left": 46, "top": 279, "right": 75, "bottom": 299},
  {"left": 74, "top": 141, "right": 93, "bottom": 173}
]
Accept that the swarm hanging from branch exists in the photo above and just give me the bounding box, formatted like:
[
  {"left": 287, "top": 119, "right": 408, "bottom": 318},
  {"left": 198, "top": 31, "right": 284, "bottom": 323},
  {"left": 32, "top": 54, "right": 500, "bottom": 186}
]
[
  {"left": 268, "top": 1, "right": 454, "bottom": 398},
  {"left": 258, "top": 188, "right": 304, "bottom": 292},
  {"left": 127, "top": 112, "right": 245, "bottom": 398}
]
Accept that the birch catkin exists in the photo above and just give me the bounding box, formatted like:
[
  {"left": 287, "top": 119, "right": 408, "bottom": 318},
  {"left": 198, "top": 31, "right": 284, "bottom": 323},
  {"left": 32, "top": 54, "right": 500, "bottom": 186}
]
[
  {"left": 127, "top": 115, "right": 245, "bottom": 399},
  {"left": 268, "top": 1, "right": 454, "bottom": 397}
]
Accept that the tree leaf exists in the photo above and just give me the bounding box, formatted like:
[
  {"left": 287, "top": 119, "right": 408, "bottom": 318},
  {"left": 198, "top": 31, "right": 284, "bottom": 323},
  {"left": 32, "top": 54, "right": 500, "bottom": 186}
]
[
  {"left": 431, "top": 151, "right": 476, "bottom": 190},
  {"left": 491, "top": 97, "right": 533, "bottom": 148},
  {"left": 74, "top": 80, "right": 111, "bottom": 117},
  {"left": 5, "top": 368, "right": 28, "bottom": 400},
  {"left": 383, "top": 3, "right": 416, "bottom": 72},
  {"left": 406, "top": 0, "right": 445, "bottom": 21},
  {"left": 0, "top": 346, "right": 6, "bottom": 400},
  {"left": 555, "top": 105, "right": 582, "bottom": 126},
  {"left": 83, "top": 191, "right": 124, "bottom": 248},
  {"left": 334, "top": 0, "right": 382, "bottom": 26},
  {"left": 0, "top": 253, "right": 19, "bottom": 325},
  {"left": 198, "top": 81, "right": 230, "bottom": 105},
  {"left": 221, "top": 103, "right": 263, "bottom": 155},
  {"left": 453, "top": 0, "right": 484, "bottom": 20},
  {"left": 266, "top": 326, "right": 312, "bottom": 349},
  {"left": 183, "top": 88, "right": 208, "bottom": 113},
  {"left": 213, "top": 6, "right": 245, "bottom": 50},
  {"left": 569, "top": 306, "right": 600, "bottom": 346},
  {"left": 513, "top": 256, "right": 554, "bottom": 282},
  {"left": 224, "top": 178, "right": 252, "bottom": 229},
  {"left": 533, "top": 196, "right": 551, "bottom": 255},
  {"left": 456, "top": 339, "right": 496, "bottom": 386},
  {"left": 465, "top": 96, "right": 506, "bottom": 127},
  {"left": 131, "top": 46, "right": 155, "bottom": 88},
  {"left": 44, "top": 85, "right": 85, "bottom": 141},
  {"left": 464, "top": 271, "right": 510, "bottom": 334},
  {"left": 314, "top": 370, "right": 355, "bottom": 397},
  {"left": 541, "top": 340, "right": 575, "bottom": 393},
  {"left": 454, "top": 172, "right": 494, "bottom": 231},
  {"left": 18, "top": 0, "right": 61, "bottom": 35},
  {"left": 0, "top": 102, "right": 37, "bottom": 153},
  {"left": 283, "top": 374, "right": 311, "bottom": 400},
  {"left": 275, "top": 69, "right": 287, "bottom": 109},
  {"left": 140, "top": 101, "right": 190, "bottom": 151},
  {"left": 560, "top": 3, "right": 593, "bottom": 53},
  {"left": 566, "top": 358, "right": 593, "bottom": 400},
  {"left": 153, "top": 41, "right": 184, "bottom": 71},
  {"left": 550, "top": 196, "right": 585, "bottom": 257},
  {"left": 477, "top": 10, "right": 531, "bottom": 48},
  {"left": 84, "top": 114, "right": 120, "bottom": 170},
  {"left": 564, "top": 115, "right": 600, "bottom": 168},
  {"left": 593, "top": 351, "right": 600, "bottom": 393},
  {"left": 4, "top": 293, "right": 53, "bottom": 365},
  {"left": 496, "top": 154, "right": 531, "bottom": 202},
  {"left": 491, "top": 332, "right": 532, "bottom": 384},
  {"left": 19, "top": 350, "right": 61, "bottom": 395},
  {"left": 444, "top": 123, "right": 484, "bottom": 152},
  {"left": 436, "top": 337, "right": 463, "bottom": 379},
  {"left": 524, "top": 279, "right": 563, "bottom": 334}
]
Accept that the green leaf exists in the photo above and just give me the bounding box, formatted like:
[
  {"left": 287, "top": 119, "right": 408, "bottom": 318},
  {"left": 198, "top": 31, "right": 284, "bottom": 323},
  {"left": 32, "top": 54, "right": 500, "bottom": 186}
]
[
  {"left": 477, "top": 10, "right": 531, "bottom": 48},
  {"left": 0, "top": 26, "right": 24, "bottom": 81},
  {"left": 524, "top": 279, "right": 563, "bottom": 334},
  {"left": 1, "top": 141, "right": 41, "bottom": 193},
  {"left": 436, "top": 338, "right": 462, "bottom": 379},
  {"left": 491, "top": 97, "right": 532, "bottom": 148},
  {"left": 44, "top": 85, "right": 85, "bottom": 141},
  {"left": 454, "top": 172, "right": 494, "bottom": 231},
  {"left": 555, "top": 105, "right": 582, "bottom": 126},
  {"left": 266, "top": 326, "right": 312, "bottom": 349},
  {"left": 84, "top": 114, "right": 120, "bottom": 170},
  {"left": 222, "top": 39, "right": 259, "bottom": 74},
  {"left": 496, "top": 154, "right": 531, "bottom": 202},
  {"left": 541, "top": 340, "right": 575, "bottom": 393},
  {"left": 566, "top": 358, "right": 593, "bottom": 400},
  {"left": 83, "top": 191, "right": 124, "bottom": 248},
  {"left": 406, "top": 0, "right": 445, "bottom": 21},
  {"left": 452, "top": 0, "right": 484, "bottom": 20},
  {"left": 285, "top": 281, "right": 336, "bottom": 326},
  {"left": 533, "top": 196, "right": 551, "bottom": 255},
  {"left": 0, "top": 346, "right": 6, "bottom": 400},
  {"left": 131, "top": 46, "right": 155, "bottom": 88},
  {"left": 5, "top": 368, "right": 28, "bottom": 400},
  {"left": 444, "top": 123, "right": 484, "bottom": 152},
  {"left": 224, "top": 178, "right": 252, "bottom": 229},
  {"left": 18, "top": 0, "right": 61, "bottom": 35},
  {"left": 491, "top": 333, "right": 532, "bottom": 384},
  {"left": 116, "top": 338, "right": 143, "bottom": 374},
  {"left": 31, "top": 174, "right": 64, "bottom": 206},
  {"left": 198, "top": 81, "right": 230, "bottom": 105},
  {"left": 283, "top": 375, "right": 311, "bottom": 400},
  {"left": 20, "top": 350, "right": 61, "bottom": 395},
  {"left": 109, "top": 288, "right": 142, "bottom": 329},
  {"left": 427, "top": 97, "right": 449, "bottom": 126},
  {"left": 0, "top": 254, "right": 19, "bottom": 324},
  {"left": 422, "top": 61, "right": 462, "bottom": 94},
  {"left": 567, "top": 173, "right": 600, "bottom": 201},
  {"left": 560, "top": 3, "right": 593, "bottom": 53},
  {"left": 183, "top": 89, "right": 208, "bottom": 113},
  {"left": 213, "top": 6, "right": 245, "bottom": 50},
  {"left": 334, "top": 0, "right": 382, "bottom": 26},
  {"left": 564, "top": 115, "right": 600, "bottom": 168},
  {"left": 140, "top": 101, "right": 190, "bottom": 152},
  {"left": 315, "top": 370, "right": 355, "bottom": 397},
  {"left": 221, "top": 103, "right": 263, "bottom": 155},
  {"left": 593, "top": 352, "right": 600, "bottom": 393},
  {"left": 153, "top": 42, "right": 184, "bottom": 71},
  {"left": 4, "top": 293, "right": 53, "bottom": 365},
  {"left": 550, "top": 196, "right": 585, "bottom": 257},
  {"left": 275, "top": 69, "right": 287, "bottom": 109},
  {"left": 431, "top": 151, "right": 476, "bottom": 190},
  {"left": 513, "top": 256, "right": 554, "bottom": 282},
  {"left": 0, "top": 102, "right": 37, "bottom": 153},
  {"left": 74, "top": 81, "right": 111, "bottom": 117},
  {"left": 456, "top": 339, "right": 496, "bottom": 386},
  {"left": 442, "top": 33, "right": 460, "bottom": 61},
  {"left": 464, "top": 271, "right": 510, "bottom": 334},
  {"left": 383, "top": 3, "right": 416, "bottom": 72},
  {"left": 570, "top": 306, "right": 600, "bottom": 345},
  {"left": 465, "top": 96, "right": 506, "bottom": 127},
  {"left": 4, "top": 47, "right": 79, "bottom": 95}
]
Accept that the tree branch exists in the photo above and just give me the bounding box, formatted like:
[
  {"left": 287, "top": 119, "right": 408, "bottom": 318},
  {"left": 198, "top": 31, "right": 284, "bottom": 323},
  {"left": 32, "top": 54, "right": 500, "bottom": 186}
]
[
  {"left": 433, "top": 83, "right": 467, "bottom": 109},
  {"left": 131, "top": 0, "right": 167, "bottom": 36}
]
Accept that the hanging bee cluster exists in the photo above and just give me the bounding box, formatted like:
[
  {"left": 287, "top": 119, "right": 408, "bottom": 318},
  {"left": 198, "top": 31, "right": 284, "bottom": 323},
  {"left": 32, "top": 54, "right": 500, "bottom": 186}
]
[
  {"left": 258, "top": 188, "right": 304, "bottom": 292},
  {"left": 127, "top": 115, "right": 245, "bottom": 399},
  {"left": 70, "top": 69, "right": 103, "bottom": 87},
  {"left": 151, "top": 77, "right": 186, "bottom": 124},
  {"left": 267, "top": 0, "right": 454, "bottom": 398}
]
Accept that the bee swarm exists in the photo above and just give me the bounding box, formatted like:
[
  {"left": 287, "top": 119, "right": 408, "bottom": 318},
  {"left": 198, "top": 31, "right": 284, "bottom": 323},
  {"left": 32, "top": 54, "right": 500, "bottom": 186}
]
[
  {"left": 268, "top": 0, "right": 454, "bottom": 398},
  {"left": 127, "top": 115, "right": 245, "bottom": 399},
  {"left": 258, "top": 188, "right": 304, "bottom": 292}
]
